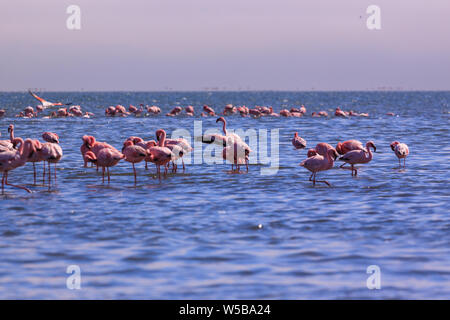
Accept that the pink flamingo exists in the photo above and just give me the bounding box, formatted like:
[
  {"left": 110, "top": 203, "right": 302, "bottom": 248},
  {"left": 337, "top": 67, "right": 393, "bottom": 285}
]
[
  {"left": 336, "top": 140, "right": 365, "bottom": 155},
  {"left": 147, "top": 129, "right": 173, "bottom": 178},
  {"left": 338, "top": 141, "right": 376, "bottom": 176},
  {"left": 300, "top": 148, "right": 339, "bottom": 187},
  {"left": 122, "top": 140, "right": 147, "bottom": 184},
  {"left": 185, "top": 106, "right": 194, "bottom": 116},
  {"left": 222, "top": 136, "right": 250, "bottom": 172},
  {"left": 34, "top": 134, "right": 63, "bottom": 188},
  {"left": 335, "top": 107, "right": 348, "bottom": 118},
  {"left": 92, "top": 147, "right": 125, "bottom": 183},
  {"left": 156, "top": 130, "right": 192, "bottom": 172},
  {"left": 336, "top": 139, "right": 365, "bottom": 168},
  {"left": 0, "top": 138, "right": 35, "bottom": 193},
  {"left": 203, "top": 105, "right": 216, "bottom": 116},
  {"left": 280, "top": 109, "right": 291, "bottom": 117},
  {"left": 125, "top": 137, "right": 157, "bottom": 170},
  {"left": 0, "top": 125, "right": 15, "bottom": 150},
  {"left": 83, "top": 150, "right": 97, "bottom": 167},
  {"left": 81, "top": 135, "right": 93, "bottom": 167},
  {"left": 390, "top": 141, "right": 409, "bottom": 167},
  {"left": 292, "top": 132, "right": 307, "bottom": 150},
  {"left": 28, "top": 90, "right": 71, "bottom": 108}
]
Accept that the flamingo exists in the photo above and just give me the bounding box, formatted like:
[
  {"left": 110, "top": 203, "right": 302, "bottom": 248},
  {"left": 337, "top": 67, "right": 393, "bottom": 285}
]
[
  {"left": 335, "top": 107, "right": 348, "bottom": 118},
  {"left": 125, "top": 137, "right": 157, "bottom": 170},
  {"left": 147, "top": 129, "right": 173, "bottom": 179},
  {"left": 222, "top": 136, "right": 250, "bottom": 172},
  {"left": 300, "top": 148, "right": 339, "bottom": 187},
  {"left": 28, "top": 90, "right": 71, "bottom": 109},
  {"left": 338, "top": 141, "right": 376, "bottom": 176},
  {"left": 81, "top": 135, "right": 94, "bottom": 167},
  {"left": 34, "top": 135, "right": 63, "bottom": 188},
  {"left": 336, "top": 139, "right": 366, "bottom": 168},
  {"left": 156, "top": 130, "right": 192, "bottom": 172},
  {"left": 203, "top": 105, "right": 215, "bottom": 116},
  {"left": 292, "top": 132, "right": 307, "bottom": 149},
  {"left": 93, "top": 147, "right": 125, "bottom": 183},
  {"left": 122, "top": 140, "right": 147, "bottom": 184},
  {"left": 390, "top": 141, "right": 409, "bottom": 167},
  {"left": 280, "top": 109, "right": 291, "bottom": 117},
  {"left": 0, "top": 125, "right": 16, "bottom": 150},
  {"left": 185, "top": 106, "right": 194, "bottom": 116},
  {"left": 0, "top": 138, "right": 35, "bottom": 193}
]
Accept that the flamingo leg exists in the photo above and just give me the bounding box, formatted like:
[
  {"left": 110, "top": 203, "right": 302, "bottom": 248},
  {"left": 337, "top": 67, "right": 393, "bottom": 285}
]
[
  {"left": 1, "top": 172, "right": 5, "bottom": 194},
  {"left": 5, "top": 171, "right": 32, "bottom": 193},
  {"left": 312, "top": 172, "right": 316, "bottom": 185},
  {"left": 245, "top": 159, "right": 249, "bottom": 172},
  {"left": 107, "top": 167, "right": 110, "bottom": 183},
  {"left": 404, "top": 158, "right": 406, "bottom": 168},
  {"left": 54, "top": 163, "right": 57, "bottom": 183},
  {"left": 315, "top": 179, "right": 331, "bottom": 187},
  {"left": 43, "top": 161, "right": 46, "bottom": 183},
  {"left": 48, "top": 162, "right": 51, "bottom": 189},
  {"left": 132, "top": 163, "right": 137, "bottom": 184},
  {"left": 145, "top": 161, "right": 148, "bottom": 170},
  {"left": 102, "top": 166, "right": 105, "bottom": 183},
  {"left": 33, "top": 162, "right": 36, "bottom": 185},
  {"left": 309, "top": 173, "right": 314, "bottom": 181},
  {"left": 182, "top": 158, "right": 185, "bottom": 172},
  {"left": 339, "top": 163, "right": 347, "bottom": 168}
]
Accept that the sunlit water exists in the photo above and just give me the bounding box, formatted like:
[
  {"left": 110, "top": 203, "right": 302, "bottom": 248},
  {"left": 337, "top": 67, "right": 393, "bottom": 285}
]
[{"left": 0, "top": 91, "right": 449, "bottom": 299}]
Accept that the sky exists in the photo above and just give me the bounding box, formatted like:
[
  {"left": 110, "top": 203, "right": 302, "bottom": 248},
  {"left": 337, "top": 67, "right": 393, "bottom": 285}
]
[{"left": 1, "top": 0, "right": 449, "bottom": 91}]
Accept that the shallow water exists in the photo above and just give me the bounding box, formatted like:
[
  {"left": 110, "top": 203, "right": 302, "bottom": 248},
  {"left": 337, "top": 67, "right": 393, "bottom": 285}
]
[{"left": 0, "top": 91, "right": 449, "bottom": 299}]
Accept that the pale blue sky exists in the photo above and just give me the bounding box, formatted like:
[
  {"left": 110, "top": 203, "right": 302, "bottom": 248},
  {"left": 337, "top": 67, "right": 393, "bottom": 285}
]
[{"left": 1, "top": 0, "right": 449, "bottom": 91}]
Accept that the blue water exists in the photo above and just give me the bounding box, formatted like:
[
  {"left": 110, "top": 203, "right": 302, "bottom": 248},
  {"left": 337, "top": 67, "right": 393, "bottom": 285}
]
[{"left": 0, "top": 91, "right": 449, "bottom": 299}]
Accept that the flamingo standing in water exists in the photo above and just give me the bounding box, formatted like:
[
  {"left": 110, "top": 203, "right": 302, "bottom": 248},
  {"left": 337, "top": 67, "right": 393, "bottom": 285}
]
[
  {"left": 122, "top": 140, "right": 147, "bottom": 184},
  {"left": 390, "top": 141, "right": 409, "bottom": 167},
  {"left": 28, "top": 90, "right": 71, "bottom": 109},
  {"left": 336, "top": 139, "right": 365, "bottom": 168},
  {"left": 156, "top": 130, "right": 193, "bottom": 172},
  {"left": 200, "top": 117, "right": 251, "bottom": 171},
  {"left": 34, "top": 133, "right": 63, "bottom": 188},
  {"left": 338, "top": 141, "right": 376, "bottom": 176},
  {"left": 147, "top": 129, "right": 173, "bottom": 179},
  {"left": 95, "top": 147, "right": 125, "bottom": 183},
  {"left": 292, "top": 132, "right": 307, "bottom": 149},
  {"left": 222, "top": 136, "right": 250, "bottom": 173},
  {"left": 300, "top": 148, "right": 339, "bottom": 187},
  {"left": 0, "top": 138, "right": 35, "bottom": 193}
]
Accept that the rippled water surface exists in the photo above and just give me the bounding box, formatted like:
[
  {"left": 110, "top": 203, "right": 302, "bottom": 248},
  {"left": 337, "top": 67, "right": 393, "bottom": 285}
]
[{"left": 0, "top": 91, "right": 449, "bottom": 299}]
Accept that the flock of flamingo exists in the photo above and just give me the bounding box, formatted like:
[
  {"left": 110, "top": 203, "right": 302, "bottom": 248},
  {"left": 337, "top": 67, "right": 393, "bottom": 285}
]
[
  {"left": 0, "top": 92, "right": 409, "bottom": 194},
  {"left": 0, "top": 91, "right": 399, "bottom": 119}
]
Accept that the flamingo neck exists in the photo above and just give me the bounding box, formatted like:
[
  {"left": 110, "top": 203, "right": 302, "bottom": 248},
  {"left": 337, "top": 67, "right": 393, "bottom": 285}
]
[
  {"left": 159, "top": 131, "right": 166, "bottom": 147},
  {"left": 366, "top": 144, "right": 373, "bottom": 160},
  {"left": 222, "top": 121, "right": 227, "bottom": 135}
]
